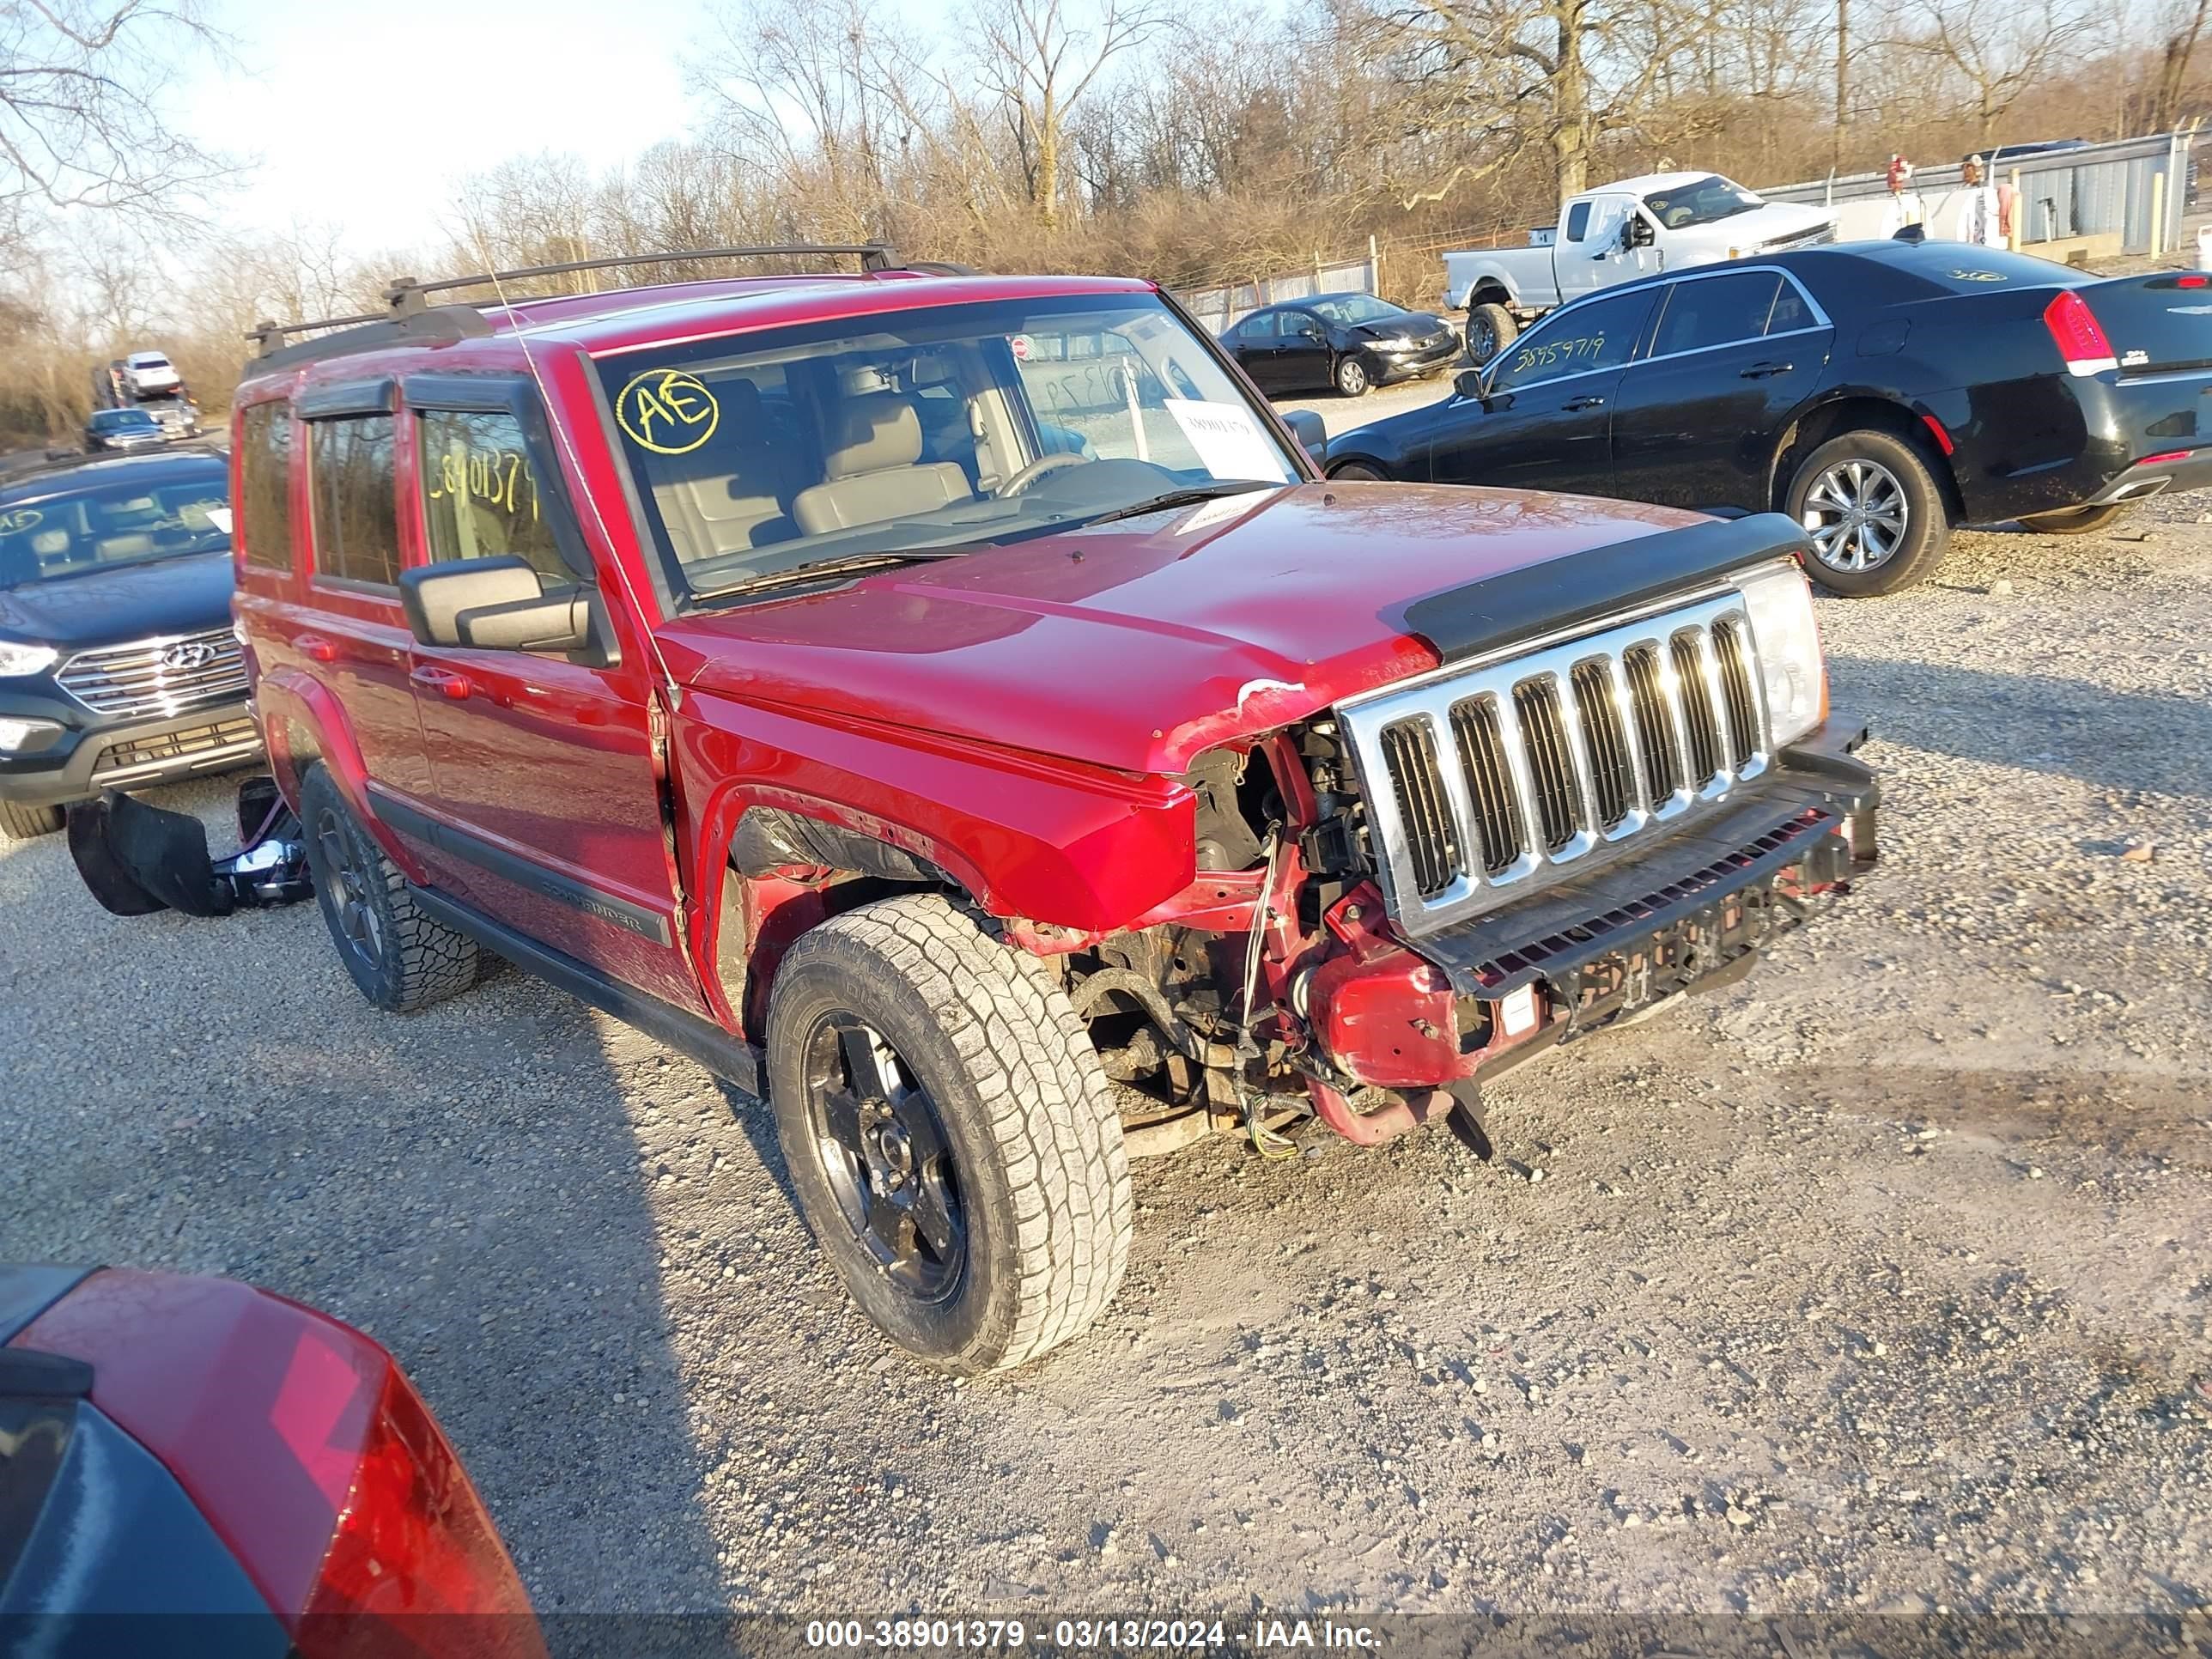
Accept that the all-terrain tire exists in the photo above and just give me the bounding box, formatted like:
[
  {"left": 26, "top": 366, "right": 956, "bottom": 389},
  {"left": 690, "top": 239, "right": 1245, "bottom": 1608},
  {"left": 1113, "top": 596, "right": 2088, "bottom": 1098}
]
[
  {"left": 1785, "top": 428, "right": 1952, "bottom": 597},
  {"left": 765, "top": 892, "right": 1131, "bottom": 1373},
  {"left": 0, "top": 800, "right": 64, "bottom": 841},
  {"left": 2021, "top": 502, "right": 2128, "bottom": 536},
  {"left": 1464, "top": 301, "right": 1519, "bottom": 365},
  {"left": 298, "top": 764, "right": 478, "bottom": 1013}
]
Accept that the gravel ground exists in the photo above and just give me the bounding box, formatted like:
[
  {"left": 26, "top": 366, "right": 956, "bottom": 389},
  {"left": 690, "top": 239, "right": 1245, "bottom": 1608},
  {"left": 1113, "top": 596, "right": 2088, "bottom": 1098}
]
[{"left": 3, "top": 497, "right": 2209, "bottom": 1630}]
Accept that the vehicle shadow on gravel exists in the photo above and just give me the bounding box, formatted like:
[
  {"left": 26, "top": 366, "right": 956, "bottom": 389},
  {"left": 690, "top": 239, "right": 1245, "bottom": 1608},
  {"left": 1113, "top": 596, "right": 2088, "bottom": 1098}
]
[
  {"left": 0, "top": 776, "right": 735, "bottom": 1616},
  {"left": 1825, "top": 653, "right": 2212, "bottom": 799}
]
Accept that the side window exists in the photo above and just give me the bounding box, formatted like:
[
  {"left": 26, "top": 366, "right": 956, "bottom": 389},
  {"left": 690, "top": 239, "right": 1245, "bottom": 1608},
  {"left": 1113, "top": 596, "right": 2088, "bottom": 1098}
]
[
  {"left": 239, "top": 404, "right": 294, "bottom": 573},
  {"left": 418, "top": 409, "right": 574, "bottom": 584},
  {"left": 1766, "top": 278, "right": 1814, "bottom": 334},
  {"left": 1649, "top": 272, "right": 1784, "bottom": 358},
  {"left": 1284, "top": 311, "right": 1324, "bottom": 341},
  {"left": 1238, "top": 313, "right": 1278, "bottom": 340},
  {"left": 1564, "top": 201, "right": 1591, "bottom": 243},
  {"left": 1492, "top": 290, "right": 1654, "bottom": 391},
  {"left": 308, "top": 415, "right": 400, "bottom": 588}
]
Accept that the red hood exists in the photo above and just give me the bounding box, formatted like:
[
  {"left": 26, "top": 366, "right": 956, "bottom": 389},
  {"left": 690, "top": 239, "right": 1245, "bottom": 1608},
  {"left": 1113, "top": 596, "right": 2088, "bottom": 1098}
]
[{"left": 654, "top": 482, "right": 1704, "bottom": 775}]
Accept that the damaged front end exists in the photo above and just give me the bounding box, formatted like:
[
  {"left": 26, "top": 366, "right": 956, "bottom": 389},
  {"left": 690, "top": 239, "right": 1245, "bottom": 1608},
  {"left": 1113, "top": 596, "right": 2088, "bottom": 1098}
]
[{"left": 67, "top": 775, "right": 312, "bottom": 918}]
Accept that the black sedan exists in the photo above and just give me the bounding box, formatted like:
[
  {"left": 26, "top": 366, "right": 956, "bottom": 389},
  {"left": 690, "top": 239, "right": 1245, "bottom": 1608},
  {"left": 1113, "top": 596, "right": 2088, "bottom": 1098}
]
[
  {"left": 1326, "top": 240, "right": 2212, "bottom": 594},
  {"left": 1219, "top": 293, "right": 1460, "bottom": 398},
  {"left": 0, "top": 450, "right": 258, "bottom": 839}
]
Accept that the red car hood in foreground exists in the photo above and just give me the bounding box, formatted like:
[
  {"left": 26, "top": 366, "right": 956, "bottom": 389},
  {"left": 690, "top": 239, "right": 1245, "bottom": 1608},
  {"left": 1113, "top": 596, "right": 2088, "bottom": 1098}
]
[{"left": 656, "top": 482, "right": 1705, "bottom": 775}]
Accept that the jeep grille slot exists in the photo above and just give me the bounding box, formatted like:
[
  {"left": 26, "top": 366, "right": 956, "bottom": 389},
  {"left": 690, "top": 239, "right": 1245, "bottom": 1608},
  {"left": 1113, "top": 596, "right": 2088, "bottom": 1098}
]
[
  {"left": 1338, "top": 592, "right": 1772, "bottom": 935},
  {"left": 1623, "top": 644, "right": 1679, "bottom": 807},
  {"left": 1379, "top": 718, "right": 1460, "bottom": 897},
  {"left": 1671, "top": 630, "right": 1724, "bottom": 788},
  {"left": 1449, "top": 696, "right": 1523, "bottom": 876},
  {"left": 1569, "top": 659, "right": 1636, "bottom": 830},
  {"left": 1513, "top": 678, "right": 1583, "bottom": 853},
  {"left": 1712, "top": 619, "right": 1759, "bottom": 772}
]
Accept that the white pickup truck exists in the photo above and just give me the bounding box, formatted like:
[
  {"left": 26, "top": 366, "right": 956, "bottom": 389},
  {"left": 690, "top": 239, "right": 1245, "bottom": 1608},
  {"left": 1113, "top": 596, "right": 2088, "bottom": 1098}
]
[{"left": 1443, "top": 172, "right": 1836, "bottom": 362}]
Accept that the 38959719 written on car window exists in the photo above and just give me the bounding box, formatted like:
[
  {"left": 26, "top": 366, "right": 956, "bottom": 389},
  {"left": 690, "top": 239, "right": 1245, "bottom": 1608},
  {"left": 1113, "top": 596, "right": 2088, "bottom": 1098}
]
[{"left": 594, "top": 292, "right": 1298, "bottom": 604}]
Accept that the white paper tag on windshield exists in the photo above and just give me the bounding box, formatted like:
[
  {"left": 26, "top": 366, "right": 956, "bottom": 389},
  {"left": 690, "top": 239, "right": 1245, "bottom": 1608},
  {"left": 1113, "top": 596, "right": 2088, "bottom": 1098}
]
[{"left": 1165, "top": 400, "right": 1291, "bottom": 483}]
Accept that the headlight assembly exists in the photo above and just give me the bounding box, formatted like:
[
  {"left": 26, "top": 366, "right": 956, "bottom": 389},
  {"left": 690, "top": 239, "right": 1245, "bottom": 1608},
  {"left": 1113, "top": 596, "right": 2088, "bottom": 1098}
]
[
  {"left": 1735, "top": 559, "right": 1826, "bottom": 748},
  {"left": 0, "top": 641, "right": 58, "bottom": 678}
]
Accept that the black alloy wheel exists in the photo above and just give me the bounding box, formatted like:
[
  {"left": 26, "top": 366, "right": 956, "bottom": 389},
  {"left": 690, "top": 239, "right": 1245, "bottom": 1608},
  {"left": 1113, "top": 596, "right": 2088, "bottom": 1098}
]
[
  {"left": 314, "top": 801, "right": 386, "bottom": 980},
  {"left": 802, "top": 1012, "right": 966, "bottom": 1300}
]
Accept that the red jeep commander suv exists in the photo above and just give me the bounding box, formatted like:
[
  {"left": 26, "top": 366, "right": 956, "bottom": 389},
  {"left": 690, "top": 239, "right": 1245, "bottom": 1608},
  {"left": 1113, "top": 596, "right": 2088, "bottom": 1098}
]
[{"left": 183, "top": 246, "right": 1875, "bottom": 1371}]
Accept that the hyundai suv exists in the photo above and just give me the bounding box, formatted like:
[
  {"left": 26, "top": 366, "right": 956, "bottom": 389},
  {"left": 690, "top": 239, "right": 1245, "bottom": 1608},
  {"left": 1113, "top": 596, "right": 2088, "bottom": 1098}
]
[
  {"left": 0, "top": 452, "right": 258, "bottom": 839},
  {"left": 84, "top": 247, "right": 1879, "bottom": 1371}
]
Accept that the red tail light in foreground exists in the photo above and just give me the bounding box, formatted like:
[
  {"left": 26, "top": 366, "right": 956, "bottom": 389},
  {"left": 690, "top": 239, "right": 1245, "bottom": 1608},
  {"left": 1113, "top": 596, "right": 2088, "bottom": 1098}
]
[
  {"left": 2043, "top": 289, "right": 2118, "bottom": 377},
  {"left": 15, "top": 1271, "right": 545, "bottom": 1659}
]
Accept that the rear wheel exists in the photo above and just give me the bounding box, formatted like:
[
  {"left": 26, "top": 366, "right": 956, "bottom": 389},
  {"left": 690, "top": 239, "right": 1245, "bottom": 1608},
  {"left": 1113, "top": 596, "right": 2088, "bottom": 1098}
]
[
  {"left": 0, "top": 800, "right": 64, "bottom": 841},
  {"left": 1334, "top": 355, "right": 1371, "bottom": 398},
  {"left": 1330, "top": 461, "right": 1389, "bottom": 482},
  {"left": 765, "top": 892, "right": 1131, "bottom": 1373},
  {"left": 299, "top": 765, "right": 478, "bottom": 1013},
  {"left": 1786, "top": 430, "right": 1950, "bottom": 596},
  {"left": 1464, "top": 302, "right": 1519, "bottom": 365},
  {"left": 2021, "top": 502, "right": 2128, "bottom": 535}
]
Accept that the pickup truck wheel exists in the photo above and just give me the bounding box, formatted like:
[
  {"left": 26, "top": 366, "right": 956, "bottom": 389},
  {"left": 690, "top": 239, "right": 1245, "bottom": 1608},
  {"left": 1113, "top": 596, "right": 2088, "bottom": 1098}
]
[
  {"left": 1334, "top": 356, "right": 1371, "bottom": 398},
  {"left": 2020, "top": 502, "right": 2128, "bottom": 535},
  {"left": 765, "top": 892, "right": 1131, "bottom": 1373},
  {"left": 1464, "top": 302, "right": 1519, "bottom": 365},
  {"left": 298, "top": 765, "right": 478, "bottom": 1014},
  {"left": 0, "top": 800, "right": 64, "bottom": 841},
  {"left": 1786, "top": 431, "right": 1950, "bottom": 596}
]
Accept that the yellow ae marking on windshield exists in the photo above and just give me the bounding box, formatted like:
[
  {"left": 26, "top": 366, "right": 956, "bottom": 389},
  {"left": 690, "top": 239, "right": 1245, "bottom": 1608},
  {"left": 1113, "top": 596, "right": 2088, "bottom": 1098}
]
[
  {"left": 616, "top": 369, "right": 720, "bottom": 455},
  {"left": 0, "top": 508, "right": 43, "bottom": 534}
]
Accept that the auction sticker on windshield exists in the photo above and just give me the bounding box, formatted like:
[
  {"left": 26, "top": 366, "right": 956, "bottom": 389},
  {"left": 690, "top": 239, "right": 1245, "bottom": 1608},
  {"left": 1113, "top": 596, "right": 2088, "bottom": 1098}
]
[
  {"left": 617, "top": 368, "right": 721, "bottom": 455},
  {"left": 1164, "top": 399, "right": 1291, "bottom": 483}
]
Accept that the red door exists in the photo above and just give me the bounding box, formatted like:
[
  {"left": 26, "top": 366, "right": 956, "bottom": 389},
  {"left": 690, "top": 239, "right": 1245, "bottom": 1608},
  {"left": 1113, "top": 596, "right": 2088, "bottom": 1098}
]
[{"left": 394, "top": 396, "right": 704, "bottom": 1012}]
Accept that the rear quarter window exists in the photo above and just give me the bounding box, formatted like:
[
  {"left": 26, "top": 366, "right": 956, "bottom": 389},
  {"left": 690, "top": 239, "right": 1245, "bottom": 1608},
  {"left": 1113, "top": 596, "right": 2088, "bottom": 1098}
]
[{"left": 238, "top": 404, "right": 295, "bottom": 573}]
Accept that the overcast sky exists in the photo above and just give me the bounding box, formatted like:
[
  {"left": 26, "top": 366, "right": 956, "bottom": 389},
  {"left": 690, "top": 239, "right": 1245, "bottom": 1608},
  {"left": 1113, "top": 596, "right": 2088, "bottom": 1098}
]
[{"left": 177, "top": 0, "right": 718, "bottom": 254}]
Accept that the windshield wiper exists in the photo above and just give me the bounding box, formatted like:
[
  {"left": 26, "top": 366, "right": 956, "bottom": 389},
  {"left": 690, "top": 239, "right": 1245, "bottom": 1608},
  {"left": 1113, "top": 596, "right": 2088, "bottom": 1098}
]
[
  {"left": 1074, "top": 480, "right": 1277, "bottom": 528},
  {"left": 701, "top": 549, "right": 971, "bottom": 601}
]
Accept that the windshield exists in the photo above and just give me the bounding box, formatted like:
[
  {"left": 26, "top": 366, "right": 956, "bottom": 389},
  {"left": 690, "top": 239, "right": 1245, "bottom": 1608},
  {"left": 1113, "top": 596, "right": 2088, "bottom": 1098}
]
[
  {"left": 91, "top": 410, "right": 157, "bottom": 430},
  {"left": 1642, "top": 175, "right": 1764, "bottom": 230},
  {"left": 596, "top": 291, "right": 1298, "bottom": 603},
  {"left": 1309, "top": 295, "right": 1403, "bottom": 326},
  {"left": 0, "top": 474, "right": 232, "bottom": 587}
]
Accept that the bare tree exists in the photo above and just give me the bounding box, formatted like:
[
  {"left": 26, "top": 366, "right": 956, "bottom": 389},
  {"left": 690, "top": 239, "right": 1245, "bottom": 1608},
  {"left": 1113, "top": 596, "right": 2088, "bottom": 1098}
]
[
  {"left": 2152, "top": 0, "right": 2209, "bottom": 128},
  {"left": 0, "top": 1, "right": 231, "bottom": 234},
  {"left": 1884, "top": 0, "right": 2095, "bottom": 145},
  {"left": 969, "top": 0, "right": 1164, "bottom": 227}
]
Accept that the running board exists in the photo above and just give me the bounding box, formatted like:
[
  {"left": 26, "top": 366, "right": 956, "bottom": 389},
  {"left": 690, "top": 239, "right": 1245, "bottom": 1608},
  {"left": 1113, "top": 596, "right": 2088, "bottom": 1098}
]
[{"left": 407, "top": 884, "right": 769, "bottom": 1101}]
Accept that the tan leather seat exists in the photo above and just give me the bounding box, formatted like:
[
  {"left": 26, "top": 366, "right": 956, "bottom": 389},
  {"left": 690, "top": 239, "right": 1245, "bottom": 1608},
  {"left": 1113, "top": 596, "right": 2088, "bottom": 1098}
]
[
  {"left": 793, "top": 396, "right": 974, "bottom": 536},
  {"left": 646, "top": 381, "right": 799, "bottom": 556}
]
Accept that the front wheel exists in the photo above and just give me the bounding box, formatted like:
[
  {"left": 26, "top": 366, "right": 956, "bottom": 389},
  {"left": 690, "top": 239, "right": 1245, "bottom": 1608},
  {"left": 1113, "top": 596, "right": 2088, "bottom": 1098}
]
[
  {"left": 2020, "top": 502, "right": 2127, "bottom": 536},
  {"left": 1785, "top": 430, "right": 1951, "bottom": 596},
  {"left": 1334, "top": 355, "right": 1371, "bottom": 398},
  {"left": 1330, "top": 462, "right": 1389, "bottom": 482},
  {"left": 765, "top": 893, "right": 1131, "bottom": 1373}
]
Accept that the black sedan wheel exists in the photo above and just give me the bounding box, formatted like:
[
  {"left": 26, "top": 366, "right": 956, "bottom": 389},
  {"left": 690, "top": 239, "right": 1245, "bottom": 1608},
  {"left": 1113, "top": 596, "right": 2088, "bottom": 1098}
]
[
  {"left": 1334, "top": 356, "right": 1371, "bottom": 398},
  {"left": 1786, "top": 431, "right": 1950, "bottom": 596}
]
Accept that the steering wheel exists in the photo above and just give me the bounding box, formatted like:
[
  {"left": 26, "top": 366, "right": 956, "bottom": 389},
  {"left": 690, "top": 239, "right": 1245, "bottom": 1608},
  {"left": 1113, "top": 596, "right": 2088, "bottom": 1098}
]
[{"left": 998, "top": 452, "right": 1090, "bottom": 496}]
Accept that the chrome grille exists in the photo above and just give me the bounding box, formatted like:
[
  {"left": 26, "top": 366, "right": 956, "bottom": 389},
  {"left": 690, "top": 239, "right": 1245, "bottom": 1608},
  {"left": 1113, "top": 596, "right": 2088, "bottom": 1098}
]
[
  {"left": 56, "top": 629, "right": 247, "bottom": 719},
  {"left": 1340, "top": 592, "right": 1771, "bottom": 935}
]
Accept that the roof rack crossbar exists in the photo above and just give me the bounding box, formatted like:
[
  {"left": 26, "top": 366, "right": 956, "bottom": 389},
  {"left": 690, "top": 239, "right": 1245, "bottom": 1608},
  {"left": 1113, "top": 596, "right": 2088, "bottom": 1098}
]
[{"left": 245, "top": 241, "right": 906, "bottom": 363}]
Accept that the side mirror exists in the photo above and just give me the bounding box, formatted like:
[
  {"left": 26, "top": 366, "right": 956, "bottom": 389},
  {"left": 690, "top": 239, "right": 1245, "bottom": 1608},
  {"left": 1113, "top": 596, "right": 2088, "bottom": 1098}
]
[
  {"left": 1281, "top": 407, "right": 1328, "bottom": 465},
  {"left": 1455, "top": 367, "right": 1488, "bottom": 401},
  {"left": 400, "top": 556, "right": 594, "bottom": 655}
]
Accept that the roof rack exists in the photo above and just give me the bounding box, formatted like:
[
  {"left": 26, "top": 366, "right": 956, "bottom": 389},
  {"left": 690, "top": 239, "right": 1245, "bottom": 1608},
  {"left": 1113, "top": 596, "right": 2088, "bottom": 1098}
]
[{"left": 245, "top": 241, "right": 930, "bottom": 369}]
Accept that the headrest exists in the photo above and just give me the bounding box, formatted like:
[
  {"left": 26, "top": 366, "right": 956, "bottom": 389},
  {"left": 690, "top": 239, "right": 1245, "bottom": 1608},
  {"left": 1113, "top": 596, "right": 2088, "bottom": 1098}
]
[
  {"left": 823, "top": 396, "right": 922, "bottom": 478},
  {"left": 723, "top": 379, "right": 764, "bottom": 426}
]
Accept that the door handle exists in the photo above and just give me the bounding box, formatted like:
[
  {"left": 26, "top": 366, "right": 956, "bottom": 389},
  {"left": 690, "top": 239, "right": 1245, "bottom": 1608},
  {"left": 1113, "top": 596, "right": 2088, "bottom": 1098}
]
[
  {"left": 292, "top": 634, "right": 338, "bottom": 664},
  {"left": 1740, "top": 362, "right": 1796, "bottom": 379},
  {"left": 410, "top": 665, "right": 473, "bottom": 702},
  {"left": 1564, "top": 395, "right": 1607, "bottom": 410}
]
